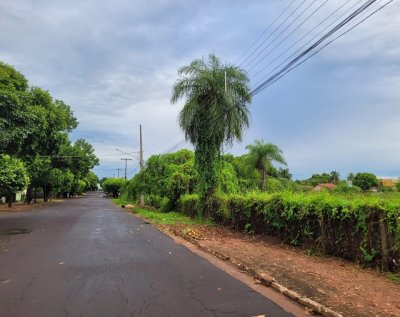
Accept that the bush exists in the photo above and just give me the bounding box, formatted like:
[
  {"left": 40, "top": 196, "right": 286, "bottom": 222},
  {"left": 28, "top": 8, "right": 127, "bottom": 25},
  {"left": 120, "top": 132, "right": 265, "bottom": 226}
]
[
  {"left": 160, "top": 197, "right": 173, "bottom": 213},
  {"left": 353, "top": 173, "right": 379, "bottom": 191},
  {"left": 202, "top": 192, "right": 399, "bottom": 272},
  {"left": 102, "top": 178, "right": 126, "bottom": 198},
  {"left": 333, "top": 182, "right": 361, "bottom": 194},
  {"left": 178, "top": 194, "right": 200, "bottom": 217},
  {"left": 145, "top": 194, "right": 163, "bottom": 209}
]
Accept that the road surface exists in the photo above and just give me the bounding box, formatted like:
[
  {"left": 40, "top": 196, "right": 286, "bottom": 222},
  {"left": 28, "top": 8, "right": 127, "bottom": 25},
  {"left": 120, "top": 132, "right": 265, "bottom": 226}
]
[{"left": 0, "top": 193, "right": 300, "bottom": 317}]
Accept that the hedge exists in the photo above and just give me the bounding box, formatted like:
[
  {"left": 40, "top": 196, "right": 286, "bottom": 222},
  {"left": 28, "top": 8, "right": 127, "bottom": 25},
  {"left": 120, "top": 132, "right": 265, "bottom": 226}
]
[{"left": 178, "top": 192, "right": 400, "bottom": 271}]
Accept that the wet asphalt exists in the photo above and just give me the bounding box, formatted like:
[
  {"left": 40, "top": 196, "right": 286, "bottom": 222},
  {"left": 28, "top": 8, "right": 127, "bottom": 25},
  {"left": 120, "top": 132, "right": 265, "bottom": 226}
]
[{"left": 0, "top": 192, "right": 294, "bottom": 317}]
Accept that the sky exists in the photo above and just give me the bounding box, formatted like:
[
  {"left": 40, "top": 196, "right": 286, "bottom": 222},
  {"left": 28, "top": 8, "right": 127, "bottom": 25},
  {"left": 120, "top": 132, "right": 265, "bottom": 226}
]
[{"left": 0, "top": 0, "right": 399, "bottom": 180}]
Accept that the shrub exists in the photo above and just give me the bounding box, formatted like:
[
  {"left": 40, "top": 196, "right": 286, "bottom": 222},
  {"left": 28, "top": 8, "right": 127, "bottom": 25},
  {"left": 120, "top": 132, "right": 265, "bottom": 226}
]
[
  {"left": 202, "top": 192, "right": 400, "bottom": 272},
  {"left": 160, "top": 197, "right": 173, "bottom": 213},
  {"left": 353, "top": 173, "right": 379, "bottom": 191},
  {"left": 102, "top": 178, "right": 126, "bottom": 198},
  {"left": 333, "top": 182, "right": 361, "bottom": 194},
  {"left": 178, "top": 194, "right": 200, "bottom": 217}
]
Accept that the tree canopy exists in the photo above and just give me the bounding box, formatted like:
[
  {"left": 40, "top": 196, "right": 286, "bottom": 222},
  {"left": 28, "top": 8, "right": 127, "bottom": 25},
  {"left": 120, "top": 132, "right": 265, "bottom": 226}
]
[
  {"left": 171, "top": 53, "right": 251, "bottom": 199},
  {"left": 0, "top": 61, "right": 99, "bottom": 205},
  {"left": 245, "top": 140, "right": 287, "bottom": 191}
]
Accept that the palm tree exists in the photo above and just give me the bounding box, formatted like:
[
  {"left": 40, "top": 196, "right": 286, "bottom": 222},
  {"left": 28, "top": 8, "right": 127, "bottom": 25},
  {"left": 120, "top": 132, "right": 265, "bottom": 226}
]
[
  {"left": 171, "top": 53, "right": 251, "bottom": 197},
  {"left": 246, "top": 140, "right": 287, "bottom": 191}
]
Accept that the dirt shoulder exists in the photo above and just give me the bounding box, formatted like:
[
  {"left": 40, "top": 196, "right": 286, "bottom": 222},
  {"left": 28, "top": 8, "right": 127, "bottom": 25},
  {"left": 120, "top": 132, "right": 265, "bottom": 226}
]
[{"left": 157, "top": 223, "right": 400, "bottom": 317}]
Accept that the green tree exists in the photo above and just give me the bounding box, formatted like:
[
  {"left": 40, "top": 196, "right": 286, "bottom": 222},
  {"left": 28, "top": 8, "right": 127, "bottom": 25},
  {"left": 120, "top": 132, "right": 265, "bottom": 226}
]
[
  {"left": 330, "top": 170, "right": 340, "bottom": 184},
  {"left": 0, "top": 155, "right": 29, "bottom": 207},
  {"left": 102, "top": 178, "right": 126, "bottom": 198},
  {"left": 85, "top": 171, "right": 99, "bottom": 191},
  {"left": 352, "top": 173, "right": 379, "bottom": 191},
  {"left": 245, "top": 140, "right": 287, "bottom": 191},
  {"left": 171, "top": 53, "right": 251, "bottom": 200}
]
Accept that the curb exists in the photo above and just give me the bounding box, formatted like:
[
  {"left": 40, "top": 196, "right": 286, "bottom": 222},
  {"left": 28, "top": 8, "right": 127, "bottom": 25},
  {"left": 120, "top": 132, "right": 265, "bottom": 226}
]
[{"left": 165, "top": 227, "right": 343, "bottom": 317}]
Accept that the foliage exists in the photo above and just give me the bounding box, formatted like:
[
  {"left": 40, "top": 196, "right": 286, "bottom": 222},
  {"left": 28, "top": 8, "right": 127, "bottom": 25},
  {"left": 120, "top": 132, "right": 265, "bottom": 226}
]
[
  {"left": 0, "top": 155, "right": 29, "bottom": 206},
  {"left": 171, "top": 53, "right": 251, "bottom": 198},
  {"left": 245, "top": 140, "right": 286, "bottom": 191},
  {"left": 179, "top": 191, "right": 399, "bottom": 271},
  {"left": 178, "top": 194, "right": 200, "bottom": 217},
  {"left": 333, "top": 182, "right": 362, "bottom": 194},
  {"left": 303, "top": 171, "right": 341, "bottom": 186},
  {"left": 102, "top": 178, "right": 126, "bottom": 198},
  {"left": 123, "top": 150, "right": 196, "bottom": 208},
  {"left": 0, "top": 62, "right": 98, "bottom": 203},
  {"left": 353, "top": 173, "right": 379, "bottom": 191}
]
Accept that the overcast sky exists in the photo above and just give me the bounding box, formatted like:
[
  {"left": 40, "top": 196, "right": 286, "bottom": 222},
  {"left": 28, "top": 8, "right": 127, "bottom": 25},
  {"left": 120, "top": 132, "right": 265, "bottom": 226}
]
[{"left": 1, "top": 0, "right": 399, "bottom": 180}]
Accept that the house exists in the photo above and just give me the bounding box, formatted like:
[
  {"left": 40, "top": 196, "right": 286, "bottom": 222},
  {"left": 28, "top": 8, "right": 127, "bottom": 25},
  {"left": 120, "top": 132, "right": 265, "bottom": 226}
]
[
  {"left": 314, "top": 183, "right": 337, "bottom": 191},
  {"left": 379, "top": 178, "right": 398, "bottom": 187}
]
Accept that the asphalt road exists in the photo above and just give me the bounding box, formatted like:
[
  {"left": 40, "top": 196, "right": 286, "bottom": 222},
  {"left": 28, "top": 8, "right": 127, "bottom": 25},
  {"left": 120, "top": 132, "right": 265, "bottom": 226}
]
[{"left": 0, "top": 193, "right": 297, "bottom": 317}]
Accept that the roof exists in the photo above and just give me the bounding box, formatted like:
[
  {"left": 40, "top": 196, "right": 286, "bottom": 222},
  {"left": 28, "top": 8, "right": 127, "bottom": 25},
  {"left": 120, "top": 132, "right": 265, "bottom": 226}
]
[
  {"left": 314, "top": 183, "right": 337, "bottom": 190},
  {"left": 379, "top": 179, "right": 398, "bottom": 187}
]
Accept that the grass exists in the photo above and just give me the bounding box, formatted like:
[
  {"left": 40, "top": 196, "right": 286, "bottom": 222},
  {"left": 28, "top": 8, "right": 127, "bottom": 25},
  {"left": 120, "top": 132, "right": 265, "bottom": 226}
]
[
  {"left": 112, "top": 198, "right": 213, "bottom": 226},
  {"left": 387, "top": 273, "right": 400, "bottom": 284}
]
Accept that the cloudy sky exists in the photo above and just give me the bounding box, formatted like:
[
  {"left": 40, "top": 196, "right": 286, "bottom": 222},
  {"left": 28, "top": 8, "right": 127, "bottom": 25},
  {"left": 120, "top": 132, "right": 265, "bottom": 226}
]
[{"left": 1, "top": 0, "right": 399, "bottom": 180}]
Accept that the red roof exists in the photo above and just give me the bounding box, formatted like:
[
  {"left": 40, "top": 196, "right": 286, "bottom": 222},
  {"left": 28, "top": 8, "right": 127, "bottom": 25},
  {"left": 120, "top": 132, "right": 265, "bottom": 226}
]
[{"left": 314, "top": 183, "right": 337, "bottom": 190}]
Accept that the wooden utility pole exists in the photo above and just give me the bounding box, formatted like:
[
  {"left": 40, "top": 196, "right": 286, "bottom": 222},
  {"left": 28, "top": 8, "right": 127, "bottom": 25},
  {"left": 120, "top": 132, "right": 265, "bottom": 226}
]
[
  {"left": 139, "top": 124, "right": 144, "bottom": 170},
  {"left": 115, "top": 168, "right": 122, "bottom": 178},
  {"left": 139, "top": 124, "right": 145, "bottom": 207},
  {"left": 121, "top": 158, "right": 132, "bottom": 180}
]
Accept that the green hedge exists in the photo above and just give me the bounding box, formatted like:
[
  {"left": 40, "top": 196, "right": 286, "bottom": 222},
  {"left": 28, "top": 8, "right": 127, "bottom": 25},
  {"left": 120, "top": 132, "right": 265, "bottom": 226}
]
[
  {"left": 178, "top": 194, "right": 200, "bottom": 217},
  {"left": 178, "top": 192, "right": 400, "bottom": 271}
]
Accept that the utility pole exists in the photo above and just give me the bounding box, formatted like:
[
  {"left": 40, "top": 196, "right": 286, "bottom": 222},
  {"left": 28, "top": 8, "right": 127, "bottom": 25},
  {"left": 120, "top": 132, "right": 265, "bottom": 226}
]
[
  {"left": 121, "top": 158, "right": 132, "bottom": 180},
  {"left": 139, "top": 124, "right": 144, "bottom": 169},
  {"left": 115, "top": 168, "right": 122, "bottom": 178},
  {"left": 224, "top": 70, "right": 227, "bottom": 93},
  {"left": 139, "top": 124, "right": 145, "bottom": 207}
]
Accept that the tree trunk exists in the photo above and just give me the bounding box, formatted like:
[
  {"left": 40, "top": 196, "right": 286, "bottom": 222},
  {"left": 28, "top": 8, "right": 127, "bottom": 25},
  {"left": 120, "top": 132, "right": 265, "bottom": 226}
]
[
  {"left": 33, "top": 188, "right": 37, "bottom": 203},
  {"left": 26, "top": 185, "right": 33, "bottom": 204},
  {"left": 43, "top": 186, "right": 49, "bottom": 203},
  {"left": 262, "top": 169, "right": 267, "bottom": 191},
  {"left": 7, "top": 193, "right": 13, "bottom": 207}
]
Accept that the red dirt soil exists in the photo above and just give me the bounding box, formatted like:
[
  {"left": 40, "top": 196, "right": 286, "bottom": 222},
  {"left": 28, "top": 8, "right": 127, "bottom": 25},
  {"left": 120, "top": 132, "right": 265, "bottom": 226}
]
[{"left": 161, "top": 224, "right": 400, "bottom": 317}]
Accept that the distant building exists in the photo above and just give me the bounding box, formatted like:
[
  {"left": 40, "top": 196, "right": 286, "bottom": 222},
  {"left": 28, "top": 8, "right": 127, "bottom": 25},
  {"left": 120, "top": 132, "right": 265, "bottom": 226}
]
[
  {"left": 314, "top": 183, "right": 337, "bottom": 191},
  {"left": 379, "top": 178, "right": 398, "bottom": 187}
]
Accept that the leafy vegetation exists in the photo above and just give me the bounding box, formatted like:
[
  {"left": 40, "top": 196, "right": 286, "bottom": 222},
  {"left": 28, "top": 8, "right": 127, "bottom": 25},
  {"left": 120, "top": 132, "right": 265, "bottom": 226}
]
[
  {"left": 0, "top": 155, "right": 29, "bottom": 207},
  {"left": 102, "top": 178, "right": 126, "bottom": 198},
  {"left": 245, "top": 140, "right": 286, "bottom": 191},
  {"left": 0, "top": 61, "right": 99, "bottom": 205},
  {"left": 352, "top": 172, "right": 379, "bottom": 191},
  {"left": 171, "top": 53, "right": 251, "bottom": 203},
  {"left": 120, "top": 145, "right": 400, "bottom": 272}
]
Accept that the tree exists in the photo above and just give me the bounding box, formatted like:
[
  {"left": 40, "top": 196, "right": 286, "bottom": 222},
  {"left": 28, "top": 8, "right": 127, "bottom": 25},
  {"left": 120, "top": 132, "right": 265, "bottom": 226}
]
[
  {"left": 102, "top": 178, "right": 126, "bottom": 198},
  {"left": 245, "top": 140, "right": 286, "bottom": 191},
  {"left": 330, "top": 170, "right": 340, "bottom": 184},
  {"left": 171, "top": 53, "right": 251, "bottom": 200},
  {"left": 0, "top": 155, "right": 29, "bottom": 207},
  {"left": 352, "top": 173, "right": 379, "bottom": 191}
]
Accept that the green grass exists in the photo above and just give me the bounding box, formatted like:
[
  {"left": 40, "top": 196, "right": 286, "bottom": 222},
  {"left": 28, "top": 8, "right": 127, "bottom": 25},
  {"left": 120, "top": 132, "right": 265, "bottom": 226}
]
[
  {"left": 132, "top": 207, "right": 211, "bottom": 225},
  {"left": 387, "top": 273, "right": 400, "bottom": 284},
  {"left": 112, "top": 198, "right": 212, "bottom": 226}
]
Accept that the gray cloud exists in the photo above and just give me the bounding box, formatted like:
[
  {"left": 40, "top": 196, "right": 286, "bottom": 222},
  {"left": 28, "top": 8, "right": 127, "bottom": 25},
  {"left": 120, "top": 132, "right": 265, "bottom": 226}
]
[{"left": 1, "top": 0, "right": 399, "bottom": 179}]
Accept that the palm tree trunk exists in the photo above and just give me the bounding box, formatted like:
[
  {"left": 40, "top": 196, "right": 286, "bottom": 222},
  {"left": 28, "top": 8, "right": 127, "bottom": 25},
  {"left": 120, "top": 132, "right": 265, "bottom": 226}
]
[{"left": 262, "top": 169, "right": 267, "bottom": 192}]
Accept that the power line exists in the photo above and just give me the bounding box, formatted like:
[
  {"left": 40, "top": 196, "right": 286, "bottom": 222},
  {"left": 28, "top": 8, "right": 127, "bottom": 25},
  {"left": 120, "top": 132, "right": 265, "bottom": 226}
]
[
  {"left": 244, "top": 0, "right": 322, "bottom": 71},
  {"left": 246, "top": 0, "right": 329, "bottom": 74},
  {"left": 252, "top": 0, "right": 395, "bottom": 92},
  {"left": 250, "top": 0, "right": 359, "bottom": 82},
  {"left": 235, "top": 0, "right": 299, "bottom": 65},
  {"left": 251, "top": 0, "right": 386, "bottom": 96},
  {"left": 241, "top": 0, "right": 308, "bottom": 69}
]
